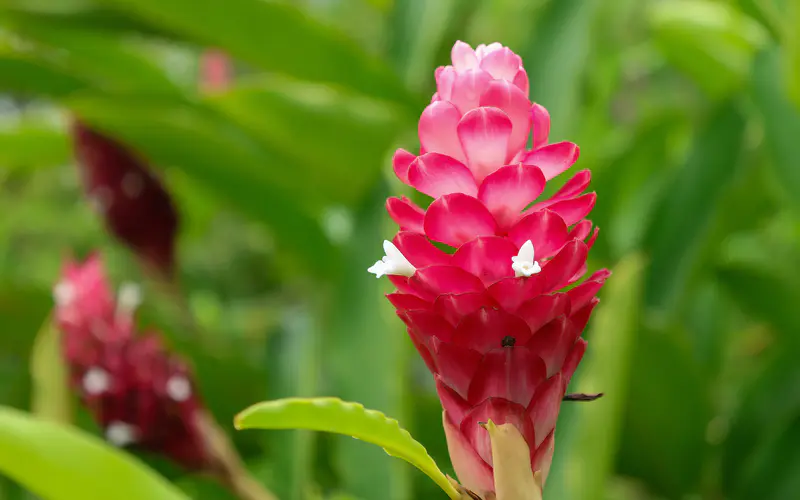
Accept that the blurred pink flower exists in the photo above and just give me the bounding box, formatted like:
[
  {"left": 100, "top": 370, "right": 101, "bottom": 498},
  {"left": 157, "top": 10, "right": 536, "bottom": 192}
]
[
  {"left": 54, "top": 254, "right": 208, "bottom": 469},
  {"left": 369, "top": 41, "right": 607, "bottom": 497}
]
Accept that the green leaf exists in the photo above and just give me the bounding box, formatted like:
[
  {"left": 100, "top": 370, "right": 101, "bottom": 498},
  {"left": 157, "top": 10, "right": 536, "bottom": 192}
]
[
  {"left": 617, "top": 330, "right": 711, "bottom": 497},
  {"left": 206, "top": 77, "right": 409, "bottom": 208},
  {"left": 545, "top": 254, "right": 645, "bottom": 500},
  {"left": 0, "top": 15, "right": 182, "bottom": 96},
  {"left": 89, "top": 0, "right": 414, "bottom": 106},
  {"left": 716, "top": 264, "right": 800, "bottom": 343},
  {"left": 644, "top": 103, "right": 747, "bottom": 313},
  {"left": 0, "top": 54, "right": 90, "bottom": 97},
  {"left": 785, "top": 0, "right": 800, "bottom": 109},
  {"left": 64, "top": 94, "right": 339, "bottom": 276},
  {"left": 750, "top": 48, "right": 800, "bottom": 214},
  {"left": 722, "top": 349, "right": 800, "bottom": 500},
  {"left": 235, "top": 397, "right": 461, "bottom": 500},
  {"left": 0, "top": 118, "right": 71, "bottom": 171},
  {"left": 0, "top": 406, "right": 189, "bottom": 500},
  {"left": 650, "top": 0, "right": 769, "bottom": 98},
  {"left": 30, "top": 315, "right": 72, "bottom": 423},
  {"left": 522, "top": 0, "right": 603, "bottom": 138}
]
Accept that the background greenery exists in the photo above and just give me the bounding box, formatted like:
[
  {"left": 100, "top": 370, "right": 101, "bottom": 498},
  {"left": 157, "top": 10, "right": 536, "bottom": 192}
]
[{"left": 0, "top": 0, "right": 799, "bottom": 499}]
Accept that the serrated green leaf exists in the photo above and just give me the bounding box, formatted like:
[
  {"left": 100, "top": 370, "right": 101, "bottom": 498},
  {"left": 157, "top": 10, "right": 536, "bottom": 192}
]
[
  {"left": 235, "top": 397, "right": 461, "bottom": 500},
  {"left": 650, "top": 0, "right": 769, "bottom": 98},
  {"left": 545, "top": 254, "right": 645, "bottom": 500},
  {"left": 89, "top": 0, "right": 414, "bottom": 106},
  {"left": 0, "top": 406, "right": 189, "bottom": 500}
]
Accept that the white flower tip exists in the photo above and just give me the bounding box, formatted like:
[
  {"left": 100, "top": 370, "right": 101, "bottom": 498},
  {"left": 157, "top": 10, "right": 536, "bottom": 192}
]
[
  {"left": 367, "top": 260, "right": 387, "bottom": 278},
  {"left": 512, "top": 240, "right": 541, "bottom": 278},
  {"left": 82, "top": 367, "right": 110, "bottom": 395},
  {"left": 367, "top": 240, "right": 416, "bottom": 278},
  {"left": 53, "top": 281, "right": 75, "bottom": 306},
  {"left": 116, "top": 282, "right": 142, "bottom": 314},
  {"left": 166, "top": 375, "right": 192, "bottom": 402},
  {"left": 106, "top": 421, "right": 137, "bottom": 447}
]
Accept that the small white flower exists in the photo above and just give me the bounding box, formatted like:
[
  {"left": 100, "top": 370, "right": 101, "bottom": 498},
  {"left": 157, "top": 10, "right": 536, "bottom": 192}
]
[
  {"left": 511, "top": 240, "right": 542, "bottom": 278},
  {"left": 82, "top": 367, "right": 110, "bottom": 395},
  {"left": 166, "top": 375, "right": 192, "bottom": 402},
  {"left": 116, "top": 282, "right": 142, "bottom": 317},
  {"left": 367, "top": 240, "right": 416, "bottom": 278},
  {"left": 52, "top": 281, "right": 75, "bottom": 306},
  {"left": 105, "top": 421, "right": 138, "bottom": 447}
]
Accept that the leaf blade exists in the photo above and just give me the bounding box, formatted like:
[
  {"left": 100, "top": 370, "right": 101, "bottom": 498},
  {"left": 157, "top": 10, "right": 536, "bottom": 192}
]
[
  {"left": 0, "top": 406, "right": 189, "bottom": 500},
  {"left": 235, "top": 397, "right": 461, "bottom": 500}
]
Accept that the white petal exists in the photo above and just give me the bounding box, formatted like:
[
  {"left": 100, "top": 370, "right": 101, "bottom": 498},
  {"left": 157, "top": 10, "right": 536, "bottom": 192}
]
[
  {"left": 106, "top": 421, "right": 137, "bottom": 447},
  {"left": 82, "top": 367, "right": 110, "bottom": 395},
  {"left": 166, "top": 375, "right": 191, "bottom": 402},
  {"left": 368, "top": 260, "right": 388, "bottom": 278},
  {"left": 518, "top": 240, "right": 535, "bottom": 262},
  {"left": 116, "top": 282, "right": 142, "bottom": 315}
]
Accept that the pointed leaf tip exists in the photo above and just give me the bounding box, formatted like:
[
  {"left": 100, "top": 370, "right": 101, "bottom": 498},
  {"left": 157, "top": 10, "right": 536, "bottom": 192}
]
[{"left": 234, "top": 397, "right": 462, "bottom": 499}]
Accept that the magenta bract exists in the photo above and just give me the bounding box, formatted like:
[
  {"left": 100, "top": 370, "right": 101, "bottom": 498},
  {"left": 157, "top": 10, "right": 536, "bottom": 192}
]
[{"left": 370, "top": 41, "right": 608, "bottom": 496}]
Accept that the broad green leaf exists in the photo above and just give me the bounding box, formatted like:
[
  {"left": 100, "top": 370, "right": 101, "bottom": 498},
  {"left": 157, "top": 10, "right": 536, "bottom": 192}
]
[
  {"left": 716, "top": 264, "right": 800, "bottom": 344},
  {"left": 0, "top": 118, "right": 71, "bottom": 170},
  {"left": 722, "top": 349, "right": 800, "bottom": 500},
  {"left": 786, "top": 0, "right": 800, "bottom": 109},
  {"left": 545, "top": 254, "right": 645, "bottom": 500},
  {"left": 0, "top": 15, "right": 182, "bottom": 95},
  {"left": 206, "top": 77, "right": 409, "bottom": 209},
  {"left": 617, "top": 330, "right": 711, "bottom": 497},
  {"left": 89, "top": 0, "right": 415, "bottom": 106},
  {"left": 30, "top": 315, "right": 71, "bottom": 423},
  {"left": 750, "top": 48, "right": 800, "bottom": 213},
  {"left": 64, "top": 94, "right": 339, "bottom": 276},
  {"left": 235, "top": 397, "right": 461, "bottom": 500},
  {"left": 0, "top": 55, "right": 90, "bottom": 97},
  {"left": 644, "top": 103, "right": 746, "bottom": 313},
  {"left": 522, "top": 0, "right": 603, "bottom": 139},
  {"left": 650, "top": 0, "right": 769, "bottom": 98},
  {"left": 0, "top": 406, "right": 189, "bottom": 500}
]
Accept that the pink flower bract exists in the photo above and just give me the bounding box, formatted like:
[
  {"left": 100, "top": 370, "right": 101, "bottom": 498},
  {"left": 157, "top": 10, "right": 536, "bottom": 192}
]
[{"left": 370, "top": 40, "right": 608, "bottom": 497}]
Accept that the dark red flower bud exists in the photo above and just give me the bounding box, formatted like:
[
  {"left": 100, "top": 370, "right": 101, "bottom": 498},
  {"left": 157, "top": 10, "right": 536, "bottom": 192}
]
[{"left": 71, "top": 121, "right": 179, "bottom": 278}]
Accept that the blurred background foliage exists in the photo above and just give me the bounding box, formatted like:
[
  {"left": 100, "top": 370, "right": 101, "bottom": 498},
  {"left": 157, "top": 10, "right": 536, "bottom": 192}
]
[{"left": 0, "top": 0, "right": 799, "bottom": 499}]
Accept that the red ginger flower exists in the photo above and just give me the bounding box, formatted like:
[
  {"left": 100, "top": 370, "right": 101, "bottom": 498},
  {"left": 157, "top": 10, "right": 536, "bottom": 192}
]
[
  {"left": 54, "top": 254, "right": 209, "bottom": 469},
  {"left": 369, "top": 41, "right": 609, "bottom": 497},
  {"left": 71, "top": 121, "right": 179, "bottom": 278}
]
